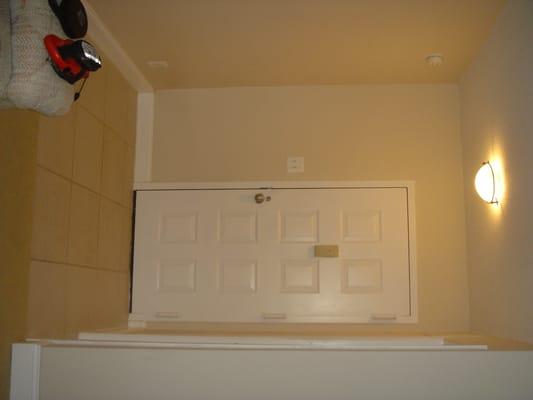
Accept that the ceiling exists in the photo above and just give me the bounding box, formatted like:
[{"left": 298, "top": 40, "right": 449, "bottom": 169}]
[{"left": 88, "top": 0, "right": 506, "bottom": 90}]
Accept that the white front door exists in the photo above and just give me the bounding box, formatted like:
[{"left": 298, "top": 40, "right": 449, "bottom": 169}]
[{"left": 132, "top": 186, "right": 415, "bottom": 323}]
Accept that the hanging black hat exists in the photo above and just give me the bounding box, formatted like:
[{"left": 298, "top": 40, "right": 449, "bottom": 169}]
[{"left": 48, "top": 0, "right": 88, "bottom": 39}]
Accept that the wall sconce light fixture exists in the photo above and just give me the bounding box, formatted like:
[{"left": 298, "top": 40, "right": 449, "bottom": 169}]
[{"left": 475, "top": 161, "right": 499, "bottom": 204}]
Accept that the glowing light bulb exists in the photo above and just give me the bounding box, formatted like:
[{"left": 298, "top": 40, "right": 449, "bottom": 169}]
[{"left": 475, "top": 162, "right": 498, "bottom": 204}]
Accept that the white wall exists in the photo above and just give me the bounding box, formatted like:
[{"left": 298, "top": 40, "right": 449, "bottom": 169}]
[
  {"left": 38, "top": 345, "right": 533, "bottom": 400},
  {"left": 151, "top": 85, "right": 470, "bottom": 333},
  {"left": 460, "top": 0, "right": 533, "bottom": 343}
]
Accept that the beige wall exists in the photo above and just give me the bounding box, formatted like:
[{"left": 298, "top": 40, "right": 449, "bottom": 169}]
[
  {"left": 0, "top": 54, "right": 137, "bottom": 397},
  {"left": 152, "top": 84, "right": 470, "bottom": 333},
  {"left": 0, "top": 109, "right": 39, "bottom": 400},
  {"left": 460, "top": 0, "right": 533, "bottom": 343}
]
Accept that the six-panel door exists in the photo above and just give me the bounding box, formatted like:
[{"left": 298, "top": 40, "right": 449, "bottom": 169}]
[{"left": 132, "top": 187, "right": 413, "bottom": 323}]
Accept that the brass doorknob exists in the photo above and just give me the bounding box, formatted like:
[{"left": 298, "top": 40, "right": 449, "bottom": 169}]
[{"left": 254, "top": 193, "right": 271, "bottom": 204}]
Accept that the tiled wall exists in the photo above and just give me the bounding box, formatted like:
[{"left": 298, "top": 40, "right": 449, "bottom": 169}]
[
  {"left": 27, "top": 59, "right": 137, "bottom": 338},
  {"left": 0, "top": 109, "right": 39, "bottom": 399}
]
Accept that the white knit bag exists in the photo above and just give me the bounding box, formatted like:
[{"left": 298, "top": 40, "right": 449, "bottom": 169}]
[
  {"left": 0, "top": 0, "right": 12, "bottom": 108},
  {"left": 7, "top": 0, "right": 74, "bottom": 116}
]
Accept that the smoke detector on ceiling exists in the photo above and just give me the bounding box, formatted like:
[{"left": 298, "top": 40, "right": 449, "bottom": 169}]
[
  {"left": 147, "top": 60, "right": 169, "bottom": 69},
  {"left": 425, "top": 53, "right": 443, "bottom": 67}
]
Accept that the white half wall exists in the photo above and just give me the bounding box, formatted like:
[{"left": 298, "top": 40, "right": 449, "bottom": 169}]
[{"left": 36, "top": 344, "right": 533, "bottom": 400}]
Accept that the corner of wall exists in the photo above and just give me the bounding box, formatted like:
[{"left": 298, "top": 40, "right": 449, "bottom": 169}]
[
  {"left": 84, "top": 1, "right": 155, "bottom": 185},
  {"left": 84, "top": 1, "right": 152, "bottom": 94}
]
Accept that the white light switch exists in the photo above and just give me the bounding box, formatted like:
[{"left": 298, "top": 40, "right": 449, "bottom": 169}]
[{"left": 287, "top": 157, "right": 304, "bottom": 173}]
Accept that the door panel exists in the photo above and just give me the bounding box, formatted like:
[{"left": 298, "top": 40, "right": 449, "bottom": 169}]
[{"left": 132, "top": 187, "right": 413, "bottom": 323}]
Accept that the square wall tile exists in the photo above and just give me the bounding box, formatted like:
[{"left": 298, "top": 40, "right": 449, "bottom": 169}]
[
  {"left": 101, "top": 128, "right": 125, "bottom": 204},
  {"left": 122, "top": 145, "right": 135, "bottom": 209},
  {"left": 95, "top": 270, "right": 129, "bottom": 329},
  {"left": 121, "top": 208, "right": 133, "bottom": 273},
  {"left": 77, "top": 56, "right": 107, "bottom": 122},
  {"left": 98, "top": 198, "right": 124, "bottom": 271},
  {"left": 65, "top": 266, "right": 100, "bottom": 337},
  {"left": 124, "top": 86, "right": 138, "bottom": 147},
  {"left": 27, "top": 261, "right": 67, "bottom": 338},
  {"left": 37, "top": 107, "right": 76, "bottom": 178},
  {"left": 104, "top": 62, "right": 129, "bottom": 138},
  {"left": 31, "top": 168, "right": 71, "bottom": 262},
  {"left": 68, "top": 184, "right": 100, "bottom": 267},
  {"left": 73, "top": 107, "right": 104, "bottom": 192}
]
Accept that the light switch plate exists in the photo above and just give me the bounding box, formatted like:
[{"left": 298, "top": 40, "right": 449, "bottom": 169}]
[{"left": 287, "top": 156, "right": 304, "bottom": 173}]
